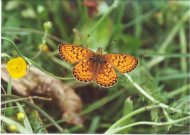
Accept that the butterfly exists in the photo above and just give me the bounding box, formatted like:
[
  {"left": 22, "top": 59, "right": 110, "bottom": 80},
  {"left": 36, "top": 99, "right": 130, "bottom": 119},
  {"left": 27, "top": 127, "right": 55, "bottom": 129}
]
[{"left": 58, "top": 44, "right": 138, "bottom": 87}]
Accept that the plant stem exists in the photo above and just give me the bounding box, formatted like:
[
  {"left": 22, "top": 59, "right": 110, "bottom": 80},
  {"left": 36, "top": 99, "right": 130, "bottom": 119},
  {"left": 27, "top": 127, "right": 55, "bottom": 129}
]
[
  {"left": 80, "top": 89, "right": 124, "bottom": 115},
  {"left": 106, "top": 116, "right": 190, "bottom": 134},
  {"left": 179, "top": 26, "right": 187, "bottom": 73},
  {"left": 7, "top": 76, "right": 12, "bottom": 107},
  {"left": 166, "top": 84, "right": 190, "bottom": 99},
  {"left": 123, "top": 7, "right": 159, "bottom": 29},
  {"left": 163, "top": 108, "right": 172, "bottom": 122},
  {"left": 31, "top": 28, "right": 48, "bottom": 59},
  {"left": 1, "top": 37, "right": 24, "bottom": 57},
  {"left": 133, "top": 1, "right": 142, "bottom": 38},
  {"left": 124, "top": 73, "right": 158, "bottom": 103},
  {"left": 2, "top": 27, "right": 63, "bottom": 43},
  {"left": 45, "top": 119, "right": 66, "bottom": 128},
  {"left": 7, "top": 76, "right": 12, "bottom": 95},
  {"left": 179, "top": 26, "right": 188, "bottom": 87},
  {"left": 1, "top": 105, "right": 25, "bottom": 111},
  {"left": 1, "top": 95, "right": 51, "bottom": 105},
  {"left": 25, "top": 57, "right": 73, "bottom": 80},
  {"left": 105, "top": 105, "right": 161, "bottom": 133}
]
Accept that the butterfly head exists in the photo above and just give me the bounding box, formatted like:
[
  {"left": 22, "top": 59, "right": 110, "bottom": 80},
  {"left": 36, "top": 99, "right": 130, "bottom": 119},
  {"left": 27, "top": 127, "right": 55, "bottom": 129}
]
[{"left": 96, "top": 47, "right": 103, "bottom": 55}]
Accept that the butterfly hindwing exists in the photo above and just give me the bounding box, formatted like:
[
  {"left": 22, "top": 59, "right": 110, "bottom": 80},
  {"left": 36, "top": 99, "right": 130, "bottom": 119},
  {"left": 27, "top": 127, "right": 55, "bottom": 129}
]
[
  {"left": 73, "top": 58, "right": 94, "bottom": 82},
  {"left": 96, "top": 62, "right": 118, "bottom": 87}
]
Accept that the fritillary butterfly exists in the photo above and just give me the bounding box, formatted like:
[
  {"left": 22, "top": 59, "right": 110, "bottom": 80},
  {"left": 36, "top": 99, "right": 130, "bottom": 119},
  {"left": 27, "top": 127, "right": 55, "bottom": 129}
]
[{"left": 58, "top": 44, "right": 138, "bottom": 87}]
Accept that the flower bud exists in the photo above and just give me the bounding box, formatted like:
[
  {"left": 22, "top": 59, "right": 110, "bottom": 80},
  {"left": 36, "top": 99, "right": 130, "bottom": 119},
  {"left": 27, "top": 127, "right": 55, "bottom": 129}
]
[
  {"left": 17, "top": 112, "right": 25, "bottom": 121},
  {"left": 43, "top": 21, "right": 52, "bottom": 31},
  {"left": 38, "top": 43, "right": 49, "bottom": 52},
  {"left": 7, "top": 124, "right": 17, "bottom": 133}
]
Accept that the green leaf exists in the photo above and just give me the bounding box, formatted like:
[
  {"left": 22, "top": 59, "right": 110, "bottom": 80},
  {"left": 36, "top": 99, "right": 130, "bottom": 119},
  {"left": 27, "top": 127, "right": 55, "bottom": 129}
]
[
  {"left": 75, "top": 17, "right": 112, "bottom": 50},
  {"left": 171, "top": 96, "right": 190, "bottom": 116},
  {"left": 120, "top": 34, "right": 142, "bottom": 54},
  {"left": 4, "top": 108, "right": 15, "bottom": 117},
  {"left": 118, "top": 97, "right": 133, "bottom": 133},
  {"left": 123, "top": 97, "right": 133, "bottom": 116},
  {"left": 88, "top": 116, "right": 100, "bottom": 133},
  {"left": 29, "top": 111, "right": 47, "bottom": 133}
]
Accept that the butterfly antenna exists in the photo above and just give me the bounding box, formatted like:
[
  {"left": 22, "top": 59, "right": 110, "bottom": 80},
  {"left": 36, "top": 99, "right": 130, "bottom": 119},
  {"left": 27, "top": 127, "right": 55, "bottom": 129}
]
[
  {"left": 110, "top": 39, "right": 117, "bottom": 46},
  {"left": 73, "top": 28, "right": 81, "bottom": 41},
  {"left": 96, "top": 47, "right": 103, "bottom": 54},
  {"left": 73, "top": 28, "right": 87, "bottom": 47}
]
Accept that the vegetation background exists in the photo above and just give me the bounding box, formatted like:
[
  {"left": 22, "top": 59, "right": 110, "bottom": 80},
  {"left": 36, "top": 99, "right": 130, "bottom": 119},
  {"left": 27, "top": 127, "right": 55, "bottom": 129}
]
[{"left": 1, "top": 0, "right": 190, "bottom": 134}]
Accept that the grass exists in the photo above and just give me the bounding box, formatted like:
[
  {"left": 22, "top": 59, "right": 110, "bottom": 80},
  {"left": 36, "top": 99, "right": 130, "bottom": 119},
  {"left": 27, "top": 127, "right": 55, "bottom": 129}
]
[{"left": 1, "top": 0, "right": 190, "bottom": 134}]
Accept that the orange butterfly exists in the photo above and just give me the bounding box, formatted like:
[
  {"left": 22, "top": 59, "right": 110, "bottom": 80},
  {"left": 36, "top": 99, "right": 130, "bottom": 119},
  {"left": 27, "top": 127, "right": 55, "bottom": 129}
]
[{"left": 58, "top": 44, "right": 138, "bottom": 87}]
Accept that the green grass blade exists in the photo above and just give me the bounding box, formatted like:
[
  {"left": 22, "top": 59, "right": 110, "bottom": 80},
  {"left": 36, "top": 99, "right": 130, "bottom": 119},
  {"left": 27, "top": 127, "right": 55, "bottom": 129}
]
[{"left": 16, "top": 102, "right": 33, "bottom": 133}]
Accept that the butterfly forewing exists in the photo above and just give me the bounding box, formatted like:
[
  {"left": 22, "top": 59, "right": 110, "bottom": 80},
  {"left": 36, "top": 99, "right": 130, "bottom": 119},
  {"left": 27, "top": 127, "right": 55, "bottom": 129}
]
[
  {"left": 104, "top": 54, "right": 138, "bottom": 73},
  {"left": 58, "top": 44, "right": 94, "bottom": 64},
  {"left": 96, "top": 62, "right": 118, "bottom": 87}
]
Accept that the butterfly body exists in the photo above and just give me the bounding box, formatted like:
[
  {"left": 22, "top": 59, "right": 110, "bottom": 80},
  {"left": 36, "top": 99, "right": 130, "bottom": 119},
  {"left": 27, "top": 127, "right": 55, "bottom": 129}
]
[
  {"left": 89, "top": 54, "right": 106, "bottom": 64},
  {"left": 58, "top": 44, "right": 138, "bottom": 87}
]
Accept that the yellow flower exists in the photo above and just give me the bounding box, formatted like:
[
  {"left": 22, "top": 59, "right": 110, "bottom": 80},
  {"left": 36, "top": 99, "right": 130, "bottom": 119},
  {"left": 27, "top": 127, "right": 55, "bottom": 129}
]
[
  {"left": 7, "top": 124, "right": 17, "bottom": 133},
  {"left": 17, "top": 112, "right": 25, "bottom": 121},
  {"left": 7, "top": 57, "right": 27, "bottom": 79}
]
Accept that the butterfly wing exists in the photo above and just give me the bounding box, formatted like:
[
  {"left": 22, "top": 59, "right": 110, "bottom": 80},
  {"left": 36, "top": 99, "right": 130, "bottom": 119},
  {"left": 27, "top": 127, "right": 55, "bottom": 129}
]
[
  {"left": 58, "top": 44, "right": 94, "bottom": 64},
  {"left": 104, "top": 54, "right": 138, "bottom": 73},
  {"left": 96, "top": 62, "right": 118, "bottom": 87},
  {"left": 73, "top": 58, "right": 94, "bottom": 82}
]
